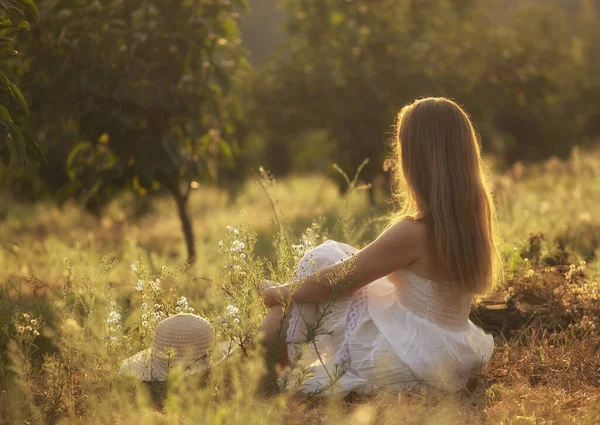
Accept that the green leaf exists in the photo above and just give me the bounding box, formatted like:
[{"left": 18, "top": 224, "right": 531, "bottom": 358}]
[
  {"left": 0, "top": 106, "right": 13, "bottom": 125},
  {"left": 0, "top": 4, "right": 10, "bottom": 20},
  {"left": 1, "top": 5, "right": 25, "bottom": 26},
  {"left": 23, "top": 131, "right": 46, "bottom": 163},
  {"left": 9, "top": 81, "right": 28, "bottom": 113},
  {"left": 17, "top": 20, "right": 30, "bottom": 30},
  {"left": 8, "top": 122, "right": 25, "bottom": 165},
  {"left": 0, "top": 38, "right": 17, "bottom": 58},
  {"left": 0, "top": 106, "right": 25, "bottom": 166},
  {"left": 11, "top": 0, "right": 39, "bottom": 23},
  {"left": 0, "top": 73, "right": 28, "bottom": 113},
  {"left": 0, "top": 72, "right": 10, "bottom": 92}
]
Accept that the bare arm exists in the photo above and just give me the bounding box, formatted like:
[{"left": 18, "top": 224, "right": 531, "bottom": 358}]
[{"left": 265, "top": 219, "right": 422, "bottom": 304}]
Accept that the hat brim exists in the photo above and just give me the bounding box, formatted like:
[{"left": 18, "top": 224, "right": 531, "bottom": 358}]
[{"left": 119, "top": 340, "right": 239, "bottom": 381}]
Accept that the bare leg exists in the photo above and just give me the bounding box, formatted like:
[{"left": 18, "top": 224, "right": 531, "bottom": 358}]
[
  {"left": 258, "top": 305, "right": 290, "bottom": 366},
  {"left": 257, "top": 304, "right": 291, "bottom": 393}
]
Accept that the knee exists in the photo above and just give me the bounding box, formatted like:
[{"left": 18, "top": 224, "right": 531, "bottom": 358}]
[
  {"left": 296, "top": 240, "right": 357, "bottom": 279},
  {"left": 296, "top": 242, "right": 335, "bottom": 278}
]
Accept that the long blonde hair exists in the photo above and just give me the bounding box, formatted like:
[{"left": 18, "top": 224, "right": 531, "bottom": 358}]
[{"left": 389, "top": 97, "right": 501, "bottom": 294}]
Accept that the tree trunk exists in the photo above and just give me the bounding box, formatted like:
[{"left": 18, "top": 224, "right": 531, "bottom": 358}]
[
  {"left": 174, "top": 192, "right": 196, "bottom": 264},
  {"left": 162, "top": 177, "right": 196, "bottom": 264}
]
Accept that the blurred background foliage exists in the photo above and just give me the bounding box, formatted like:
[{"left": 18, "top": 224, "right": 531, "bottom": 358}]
[
  {"left": 0, "top": 0, "right": 45, "bottom": 168},
  {"left": 253, "top": 0, "right": 600, "bottom": 198},
  {"left": 1, "top": 0, "right": 600, "bottom": 258}
]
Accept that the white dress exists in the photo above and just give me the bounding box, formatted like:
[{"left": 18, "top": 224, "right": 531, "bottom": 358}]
[{"left": 283, "top": 240, "right": 494, "bottom": 397}]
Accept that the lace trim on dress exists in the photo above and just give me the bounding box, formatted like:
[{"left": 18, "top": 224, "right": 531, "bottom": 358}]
[{"left": 333, "top": 286, "right": 369, "bottom": 368}]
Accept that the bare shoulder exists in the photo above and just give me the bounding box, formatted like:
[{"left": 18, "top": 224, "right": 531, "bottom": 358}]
[
  {"left": 390, "top": 218, "right": 447, "bottom": 280},
  {"left": 377, "top": 217, "right": 428, "bottom": 259},
  {"left": 361, "top": 217, "right": 427, "bottom": 273},
  {"left": 385, "top": 217, "right": 427, "bottom": 245}
]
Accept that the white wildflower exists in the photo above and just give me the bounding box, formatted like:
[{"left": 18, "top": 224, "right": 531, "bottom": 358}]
[
  {"left": 292, "top": 244, "right": 305, "bottom": 253},
  {"left": 150, "top": 279, "right": 161, "bottom": 291},
  {"left": 231, "top": 240, "right": 245, "bottom": 252},
  {"left": 176, "top": 296, "right": 189, "bottom": 312},
  {"left": 107, "top": 311, "right": 122, "bottom": 327}
]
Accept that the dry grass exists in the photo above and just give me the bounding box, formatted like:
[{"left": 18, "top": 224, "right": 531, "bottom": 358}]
[{"left": 1, "top": 147, "right": 600, "bottom": 424}]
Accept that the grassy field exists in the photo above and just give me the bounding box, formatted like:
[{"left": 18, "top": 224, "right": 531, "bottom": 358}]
[{"left": 1, "top": 149, "right": 600, "bottom": 424}]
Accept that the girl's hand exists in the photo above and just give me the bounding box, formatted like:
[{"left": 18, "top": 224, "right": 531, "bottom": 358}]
[{"left": 257, "top": 280, "right": 290, "bottom": 308}]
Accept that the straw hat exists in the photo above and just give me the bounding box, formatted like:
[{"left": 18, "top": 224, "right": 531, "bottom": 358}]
[{"left": 119, "top": 313, "right": 235, "bottom": 381}]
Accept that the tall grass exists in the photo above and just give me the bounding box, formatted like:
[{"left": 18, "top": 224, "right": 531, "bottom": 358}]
[{"left": 1, "top": 148, "right": 599, "bottom": 424}]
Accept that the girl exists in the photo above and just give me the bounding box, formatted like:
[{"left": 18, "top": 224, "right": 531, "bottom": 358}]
[{"left": 258, "top": 97, "right": 500, "bottom": 397}]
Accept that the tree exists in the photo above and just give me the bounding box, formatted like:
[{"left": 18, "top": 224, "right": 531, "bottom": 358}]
[
  {"left": 573, "top": 0, "right": 600, "bottom": 139},
  {"left": 0, "top": 0, "right": 44, "bottom": 167},
  {"left": 23, "top": 0, "right": 249, "bottom": 263},
  {"left": 255, "top": 0, "right": 492, "bottom": 202},
  {"left": 477, "top": 2, "right": 578, "bottom": 163},
  {"left": 256, "top": 0, "right": 598, "bottom": 184}
]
